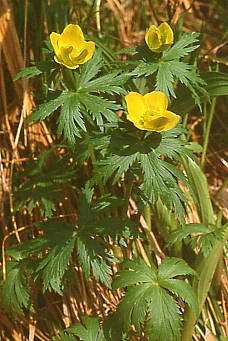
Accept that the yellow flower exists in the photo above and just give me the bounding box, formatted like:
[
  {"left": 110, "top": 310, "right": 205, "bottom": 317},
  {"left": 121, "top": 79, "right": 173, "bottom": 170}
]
[
  {"left": 50, "top": 24, "right": 95, "bottom": 69},
  {"left": 125, "top": 91, "right": 180, "bottom": 132},
  {"left": 145, "top": 22, "right": 174, "bottom": 52}
]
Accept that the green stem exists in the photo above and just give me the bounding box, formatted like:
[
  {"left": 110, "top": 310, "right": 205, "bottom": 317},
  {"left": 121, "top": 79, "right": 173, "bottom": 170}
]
[
  {"left": 86, "top": 133, "right": 104, "bottom": 195},
  {"left": 200, "top": 97, "right": 216, "bottom": 169},
  {"left": 144, "top": 204, "right": 152, "bottom": 230},
  {"left": 62, "top": 68, "right": 77, "bottom": 91},
  {"left": 95, "top": 0, "right": 102, "bottom": 37}
]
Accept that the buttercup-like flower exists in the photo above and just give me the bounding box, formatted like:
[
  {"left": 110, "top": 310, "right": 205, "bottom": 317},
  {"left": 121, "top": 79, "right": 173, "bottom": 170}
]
[
  {"left": 125, "top": 91, "right": 180, "bottom": 132},
  {"left": 50, "top": 24, "right": 95, "bottom": 69},
  {"left": 145, "top": 22, "right": 174, "bottom": 52}
]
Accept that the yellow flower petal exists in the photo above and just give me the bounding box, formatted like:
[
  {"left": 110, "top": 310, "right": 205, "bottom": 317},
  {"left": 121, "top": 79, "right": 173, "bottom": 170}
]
[
  {"left": 125, "top": 91, "right": 180, "bottom": 132},
  {"left": 58, "top": 24, "right": 84, "bottom": 48},
  {"left": 159, "top": 22, "right": 174, "bottom": 45},
  {"left": 70, "top": 41, "right": 95, "bottom": 65},
  {"left": 145, "top": 25, "right": 161, "bottom": 51},
  {"left": 54, "top": 55, "right": 79, "bottom": 69},
  {"left": 144, "top": 91, "right": 168, "bottom": 115},
  {"left": 50, "top": 32, "right": 61, "bottom": 55},
  {"left": 125, "top": 92, "right": 146, "bottom": 123},
  {"left": 50, "top": 24, "right": 95, "bottom": 69},
  {"left": 143, "top": 110, "right": 180, "bottom": 132},
  {"left": 143, "top": 114, "right": 170, "bottom": 132}
]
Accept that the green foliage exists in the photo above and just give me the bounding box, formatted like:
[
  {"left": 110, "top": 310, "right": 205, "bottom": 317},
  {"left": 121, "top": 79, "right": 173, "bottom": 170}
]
[
  {"left": 8, "top": 221, "right": 77, "bottom": 295},
  {"left": 27, "top": 91, "right": 68, "bottom": 122},
  {"left": 1, "top": 261, "right": 31, "bottom": 315},
  {"left": 27, "top": 51, "right": 129, "bottom": 143},
  {"left": 5, "top": 11, "right": 225, "bottom": 341},
  {"left": 132, "top": 32, "right": 205, "bottom": 102},
  {"left": 14, "top": 61, "right": 56, "bottom": 80},
  {"left": 167, "top": 223, "right": 228, "bottom": 257},
  {"left": 94, "top": 127, "right": 191, "bottom": 219},
  {"left": 171, "top": 71, "right": 228, "bottom": 114},
  {"left": 14, "top": 148, "right": 75, "bottom": 217},
  {"left": 182, "top": 156, "right": 215, "bottom": 225},
  {"left": 56, "top": 316, "right": 106, "bottom": 341},
  {"left": 105, "top": 257, "right": 197, "bottom": 341},
  {"left": 76, "top": 187, "right": 137, "bottom": 287},
  {"left": 162, "top": 33, "right": 200, "bottom": 60}
]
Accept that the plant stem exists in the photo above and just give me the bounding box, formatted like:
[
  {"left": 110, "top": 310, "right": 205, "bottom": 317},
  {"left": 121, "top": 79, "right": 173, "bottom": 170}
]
[
  {"left": 200, "top": 97, "right": 216, "bottom": 170},
  {"left": 62, "top": 68, "right": 77, "bottom": 91},
  {"left": 124, "top": 177, "right": 134, "bottom": 215},
  {"left": 143, "top": 204, "right": 151, "bottom": 230}
]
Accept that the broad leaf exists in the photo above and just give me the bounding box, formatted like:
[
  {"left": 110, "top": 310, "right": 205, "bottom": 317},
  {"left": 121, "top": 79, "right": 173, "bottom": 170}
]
[{"left": 106, "top": 257, "right": 197, "bottom": 341}]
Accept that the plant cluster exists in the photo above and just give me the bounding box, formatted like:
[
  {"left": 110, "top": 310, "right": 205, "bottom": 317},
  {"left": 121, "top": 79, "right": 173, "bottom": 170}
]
[{"left": 2, "top": 19, "right": 227, "bottom": 341}]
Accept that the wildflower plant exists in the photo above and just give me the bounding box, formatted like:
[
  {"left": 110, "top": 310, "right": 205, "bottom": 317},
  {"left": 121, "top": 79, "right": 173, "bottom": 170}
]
[{"left": 5, "top": 18, "right": 227, "bottom": 341}]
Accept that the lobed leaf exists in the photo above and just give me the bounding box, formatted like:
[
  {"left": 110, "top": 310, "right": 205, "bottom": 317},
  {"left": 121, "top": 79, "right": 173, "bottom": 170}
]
[
  {"left": 57, "top": 92, "right": 86, "bottom": 142},
  {"left": 27, "top": 91, "right": 67, "bottom": 122},
  {"left": 1, "top": 261, "right": 31, "bottom": 315},
  {"left": 162, "top": 32, "right": 200, "bottom": 61}
]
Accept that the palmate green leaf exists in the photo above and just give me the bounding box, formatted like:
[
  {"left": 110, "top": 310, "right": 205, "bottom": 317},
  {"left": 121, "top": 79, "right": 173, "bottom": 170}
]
[
  {"left": 78, "top": 93, "right": 119, "bottom": 129},
  {"left": 146, "top": 286, "right": 182, "bottom": 341},
  {"left": 167, "top": 223, "right": 227, "bottom": 257},
  {"left": 14, "top": 149, "right": 75, "bottom": 218},
  {"left": 79, "top": 71, "right": 129, "bottom": 95},
  {"left": 57, "top": 92, "right": 86, "bottom": 142},
  {"left": 106, "top": 257, "right": 197, "bottom": 341},
  {"left": 155, "top": 61, "right": 176, "bottom": 98},
  {"left": 155, "top": 60, "right": 205, "bottom": 101},
  {"left": 95, "top": 153, "right": 138, "bottom": 184},
  {"left": 77, "top": 50, "right": 129, "bottom": 95},
  {"left": 91, "top": 216, "right": 138, "bottom": 246},
  {"left": 132, "top": 61, "right": 159, "bottom": 77},
  {"left": 76, "top": 235, "right": 114, "bottom": 288},
  {"left": 106, "top": 284, "right": 151, "bottom": 339},
  {"left": 27, "top": 91, "right": 67, "bottom": 122},
  {"left": 8, "top": 221, "right": 77, "bottom": 295},
  {"left": 94, "top": 128, "right": 191, "bottom": 219},
  {"left": 14, "top": 61, "right": 56, "bottom": 80},
  {"left": 159, "top": 278, "right": 198, "bottom": 312},
  {"left": 158, "top": 257, "right": 196, "bottom": 279},
  {"left": 162, "top": 32, "right": 200, "bottom": 61},
  {"left": 1, "top": 261, "right": 31, "bottom": 315},
  {"left": 64, "top": 316, "right": 105, "bottom": 341},
  {"left": 34, "top": 221, "right": 77, "bottom": 295},
  {"left": 15, "top": 184, "right": 61, "bottom": 218},
  {"left": 77, "top": 50, "right": 104, "bottom": 88},
  {"left": 139, "top": 152, "right": 188, "bottom": 218}
]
